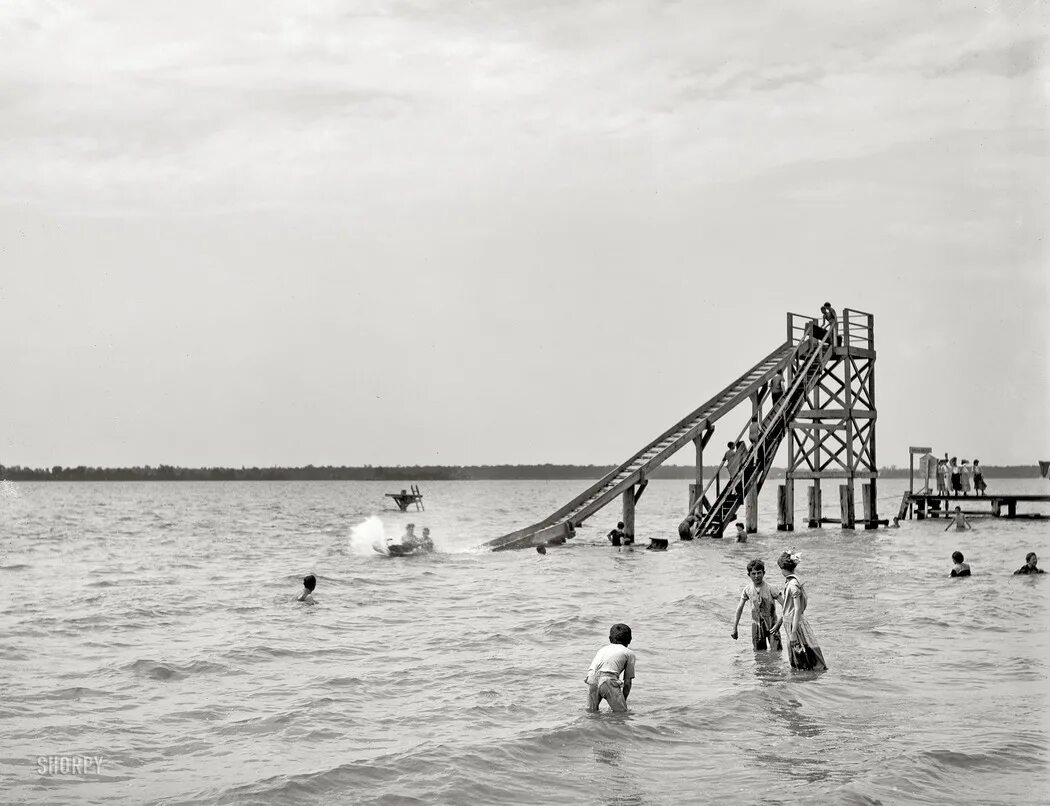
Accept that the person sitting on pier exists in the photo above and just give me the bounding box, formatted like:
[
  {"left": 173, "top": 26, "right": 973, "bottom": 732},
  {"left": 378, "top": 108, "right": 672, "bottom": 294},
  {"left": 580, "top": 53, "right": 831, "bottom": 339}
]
[
  {"left": 731, "top": 559, "right": 783, "bottom": 651},
  {"left": 944, "top": 506, "right": 972, "bottom": 532},
  {"left": 1013, "top": 552, "right": 1045, "bottom": 575},
  {"left": 950, "top": 551, "right": 971, "bottom": 577},
  {"left": 972, "top": 460, "right": 987, "bottom": 496},
  {"left": 297, "top": 574, "right": 317, "bottom": 603},
  {"left": 607, "top": 521, "right": 626, "bottom": 547}
]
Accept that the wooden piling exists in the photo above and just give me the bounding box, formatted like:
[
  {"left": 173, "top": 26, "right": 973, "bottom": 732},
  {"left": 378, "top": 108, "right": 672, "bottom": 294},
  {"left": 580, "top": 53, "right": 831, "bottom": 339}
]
[
  {"left": 745, "top": 487, "right": 758, "bottom": 533},
  {"left": 862, "top": 483, "right": 877, "bottom": 529},
  {"left": 807, "top": 484, "right": 822, "bottom": 528},
  {"left": 693, "top": 435, "right": 704, "bottom": 510},
  {"left": 777, "top": 485, "right": 790, "bottom": 531},
  {"left": 839, "top": 484, "right": 855, "bottom": 529},
  {"left": 622, "top": 487, "right": 636, "bottom": 542}
]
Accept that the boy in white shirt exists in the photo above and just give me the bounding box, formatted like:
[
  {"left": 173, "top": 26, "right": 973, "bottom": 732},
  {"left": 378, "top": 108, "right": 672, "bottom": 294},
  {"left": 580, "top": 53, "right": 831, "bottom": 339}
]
[{"left": 584, "top": 623, "right": 636, "bottom": 713}]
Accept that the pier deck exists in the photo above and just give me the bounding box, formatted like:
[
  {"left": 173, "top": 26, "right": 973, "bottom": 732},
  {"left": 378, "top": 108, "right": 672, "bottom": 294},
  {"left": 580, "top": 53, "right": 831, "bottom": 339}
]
[{"left": 908, "top": 493, "right": 1049, "bottom": 520}]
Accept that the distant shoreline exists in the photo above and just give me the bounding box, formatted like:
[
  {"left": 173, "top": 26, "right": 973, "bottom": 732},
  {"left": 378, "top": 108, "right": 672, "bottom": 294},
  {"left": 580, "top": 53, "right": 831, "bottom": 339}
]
[{"left": 0, "top": 464, "right": 1041, "bottom": 482}]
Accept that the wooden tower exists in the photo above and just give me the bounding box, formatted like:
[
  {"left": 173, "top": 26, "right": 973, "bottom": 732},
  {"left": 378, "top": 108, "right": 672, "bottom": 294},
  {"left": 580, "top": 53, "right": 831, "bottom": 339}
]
[{"left": 782, "top": 308, "right": 880, "bottom": 530}]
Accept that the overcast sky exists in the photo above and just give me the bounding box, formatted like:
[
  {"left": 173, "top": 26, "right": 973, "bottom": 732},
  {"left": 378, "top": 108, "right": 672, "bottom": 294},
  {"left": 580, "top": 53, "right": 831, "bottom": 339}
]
[{"left": 1, "top": 1, "right": 1047, "bottom": 469}]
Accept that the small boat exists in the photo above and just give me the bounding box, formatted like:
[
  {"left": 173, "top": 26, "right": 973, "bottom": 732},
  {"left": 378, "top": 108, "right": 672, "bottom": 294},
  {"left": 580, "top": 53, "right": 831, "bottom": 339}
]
[{"left": 372, "top": 540, "right": 435, "bottom": 557}]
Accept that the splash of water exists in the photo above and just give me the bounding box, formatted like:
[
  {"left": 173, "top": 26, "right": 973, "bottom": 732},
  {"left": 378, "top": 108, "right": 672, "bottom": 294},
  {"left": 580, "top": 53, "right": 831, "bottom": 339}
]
[{"left": 349, "top": 516, "right": 389, "bottom": 555}]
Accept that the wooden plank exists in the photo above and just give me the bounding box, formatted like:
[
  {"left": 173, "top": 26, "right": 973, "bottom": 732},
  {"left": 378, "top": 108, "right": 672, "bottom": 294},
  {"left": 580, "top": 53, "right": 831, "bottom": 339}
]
[
  {"left": 799, "top": 409, "right": 875, "bottom": 419},
  {"left": 790, "top": 422, "right": 847, "bottom": 431},
  {"left": 792, "top": 470, "right": 878, "bottom": 480}
]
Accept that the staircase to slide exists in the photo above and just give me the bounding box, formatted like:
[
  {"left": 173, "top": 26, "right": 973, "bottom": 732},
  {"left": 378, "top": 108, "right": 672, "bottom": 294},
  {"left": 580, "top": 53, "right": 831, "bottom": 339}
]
[
  {"left": 687, "top": 326, "right": 836, "bottom": 538},
  {"left": 483, "top": 342, "right": 795, "bottom": 551}
]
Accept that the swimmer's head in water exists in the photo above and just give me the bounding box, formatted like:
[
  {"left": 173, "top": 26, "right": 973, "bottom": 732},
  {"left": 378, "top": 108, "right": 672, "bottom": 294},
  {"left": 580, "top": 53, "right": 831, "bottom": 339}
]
[
  {"left": 609, "top": 623, "right": 632, "bottom": 647},
  {"left": 746, "top": 559, "right": 765, "bottom": 580},
  {"left": 303, "top": 574, "right": 316, "bottom": 591},
  {"left": 954, "top": 506, "right": 962, "bottom": 512},
  {"left": 952, "top": 551, "right": 964, "bottom": 564},
  {"left": 1027, "top": 552, "right": 1038, "bottom": 565},
  {"left": 422, "top": 527, "right": 430, "bottom": 536},
  {"left": 536, "top": 545, "right": 546, "bottom": 555},
  {"left": 406, "top": 523, "right": 415, "bottom": 531},
  {"left": 736, "top": 523, "right": 745, "bottom": 531},
  {"left": 617, "top": 521, "right": 624, "bottom": 529}
]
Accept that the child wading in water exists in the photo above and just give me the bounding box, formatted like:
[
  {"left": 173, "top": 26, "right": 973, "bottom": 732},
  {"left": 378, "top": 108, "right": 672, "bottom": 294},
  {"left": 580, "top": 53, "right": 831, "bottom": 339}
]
[
  {"left": 772, "top": 552, "right": 827, "bottom": 671},
  {"left": 584, "top": 623, "right": 636, "bottom": 713},
  {"left": 730, "top": 559, "right": 783, "bottom": 650},
  {"left": 944, "top": 506, "right": 972, "bottom": 532}
]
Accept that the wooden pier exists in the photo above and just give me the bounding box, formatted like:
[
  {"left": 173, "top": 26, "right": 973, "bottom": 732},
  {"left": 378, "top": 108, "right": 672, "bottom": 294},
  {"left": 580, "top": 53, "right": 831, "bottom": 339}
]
[{"left": 908, "top": 493, "right": 1049, "bottom": 520}]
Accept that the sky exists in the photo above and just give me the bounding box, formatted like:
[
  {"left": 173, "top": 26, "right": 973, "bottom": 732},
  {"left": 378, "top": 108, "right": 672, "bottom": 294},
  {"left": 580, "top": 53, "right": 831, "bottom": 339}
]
[{"left": 1, "top": 0, "right": 1047, "bottom": 469}]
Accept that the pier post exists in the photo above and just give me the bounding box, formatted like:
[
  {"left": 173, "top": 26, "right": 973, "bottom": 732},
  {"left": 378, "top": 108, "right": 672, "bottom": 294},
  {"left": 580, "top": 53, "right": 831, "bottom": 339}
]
[
  {"left": 862, "top": 483, "right": 877, "bottom": 529},
  {"left": 839, "top": 484, "right": 855, "bottom": 529},
  {"left": 688, "top": 484, "right": 697, "bottom": 513},
  {"left": 746, "top": 487, "right": 758, "bottom": 533},
  {"left": 807, "top": 484, "right": 822, "bottom": 528},
  {"left": 777, "top": 485, "right": 790, "bottom": 531},
  {"left": 622, "top": 487, "right": 636, "bottom": 543},
  {"left": 693, "top": 435, "right": 704, "bottom": 509}
]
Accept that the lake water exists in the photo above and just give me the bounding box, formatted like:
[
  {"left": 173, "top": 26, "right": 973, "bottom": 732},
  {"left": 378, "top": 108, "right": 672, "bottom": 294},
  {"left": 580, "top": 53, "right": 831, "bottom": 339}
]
[{"left": 1, "top": 478, "right": 1048, "bottom": 805}]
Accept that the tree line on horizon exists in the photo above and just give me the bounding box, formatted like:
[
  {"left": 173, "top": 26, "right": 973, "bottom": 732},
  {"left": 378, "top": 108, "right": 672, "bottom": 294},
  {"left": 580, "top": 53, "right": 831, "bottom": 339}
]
[{"left": 0, "top": 463, "right": 1042, "bottom": 482}]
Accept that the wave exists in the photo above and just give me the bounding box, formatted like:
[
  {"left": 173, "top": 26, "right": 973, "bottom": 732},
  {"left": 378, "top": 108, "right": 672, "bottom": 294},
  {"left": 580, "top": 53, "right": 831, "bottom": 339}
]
[{"left": 124, "top": 658, "right": 237, "bottom": 680}]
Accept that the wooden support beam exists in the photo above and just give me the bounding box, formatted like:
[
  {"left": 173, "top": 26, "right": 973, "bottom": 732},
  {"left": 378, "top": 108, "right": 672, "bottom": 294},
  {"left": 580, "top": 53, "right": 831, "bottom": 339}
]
[
  {"left": 807, "top": 484, "right": 822, "bottom": 528},
  {"left": 745, "top": 487, "right": 758, "bottom": 533},
  {"left": 791, "top": 470, "right": 878, "bottom": 480},
  {"left": 840, "top": 484, "right": 855, "bottom": 529},
  {"left": 790, "top": 422, "right": 848, "bottom": 431},
  {"left": 798, "top": 409, "right": 875, "bottom": 419},
  {"left": 777, "top": 484, "right": 793, "bottom": 531},
  {"left": 634, "top": 477, "right": 649, "bottom": 504},
  {"left": 622, "top": 487, "right": 636, "bottom": 543},
  {"left": 862, "top": 483, "right": 878, "bottom": 529}
]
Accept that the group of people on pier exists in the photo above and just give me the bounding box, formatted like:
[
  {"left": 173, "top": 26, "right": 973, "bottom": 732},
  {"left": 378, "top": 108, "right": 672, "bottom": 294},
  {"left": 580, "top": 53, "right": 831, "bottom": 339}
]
[{"left": 934, "top": 455, "right": 987, "bottom": 497}]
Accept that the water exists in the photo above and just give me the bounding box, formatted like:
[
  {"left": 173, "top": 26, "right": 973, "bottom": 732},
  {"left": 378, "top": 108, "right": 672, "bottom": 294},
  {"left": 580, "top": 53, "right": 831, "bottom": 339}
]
[{"left": 1, "top": 478, "right": 1048, "bottom": 805}]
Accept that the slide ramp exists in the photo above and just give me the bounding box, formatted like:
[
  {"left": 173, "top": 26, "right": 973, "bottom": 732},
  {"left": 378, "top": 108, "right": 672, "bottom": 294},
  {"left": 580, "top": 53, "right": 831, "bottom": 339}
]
[{"left": 484, "top": 342, "right": 794, "bottom": 551}]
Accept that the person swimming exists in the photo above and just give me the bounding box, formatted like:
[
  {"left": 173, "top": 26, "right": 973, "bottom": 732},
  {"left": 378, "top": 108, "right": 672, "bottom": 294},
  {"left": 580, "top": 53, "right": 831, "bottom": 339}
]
[
  {"left": 950, "top": 551, "right": 971, "bottom": 577},
  {"left": 297, "top": 574, "right": 317, "bottom": 603}
]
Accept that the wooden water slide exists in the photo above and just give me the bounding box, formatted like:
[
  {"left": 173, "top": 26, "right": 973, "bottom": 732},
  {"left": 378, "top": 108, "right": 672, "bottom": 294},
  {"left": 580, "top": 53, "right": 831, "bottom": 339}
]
[{"left": 482, "top": 342, "right": 795, "bottom": 551}]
